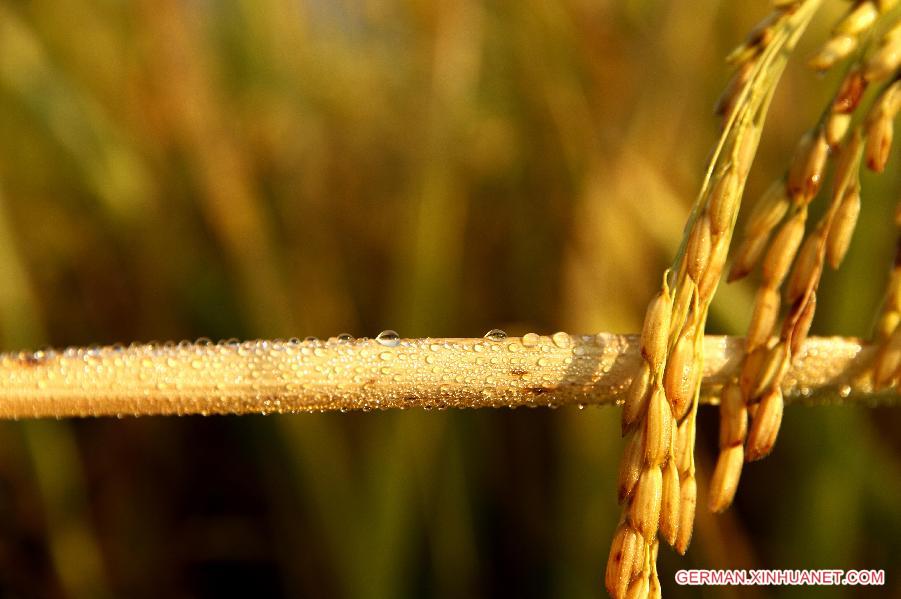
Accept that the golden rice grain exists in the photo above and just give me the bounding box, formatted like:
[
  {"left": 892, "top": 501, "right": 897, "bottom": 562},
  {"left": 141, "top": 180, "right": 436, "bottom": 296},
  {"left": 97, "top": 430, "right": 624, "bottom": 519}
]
[
  {"left": 826, "top": 112, "right": 853, "bottom": 147},
  {"left": 728, "top": 233, "right": 771, "bottom": 282},
  {"left": 736, "top": 124, "right": 762, "bottom": 180},
  {"left": 762, "top": 208, "right": 807, "bottom": 286},
  {"left": 641, "top": 290, "right": 673, "bottom": 371},
  {"left": 752, "top": 342, "right": 789, "bottom": 399},
  {"left": 832, "top": 68, "right": 867, "bottom": 114},
  {"left": 686, "top": 216, "right": 713, "bottom": 283},
  {"left": 709, "top": 445, "right": 745, "bottom": 513},
  {"left": 865, "top": 110, "right": 894, "bottom": 172},
  {"left": 715, "top": 62, "right": 754, "bottom": 121},
  {"left": 809, "top": 35, "right": 857, "bottom": 71},
  {"left": 832, "top": 129, "right": 865, "bottom": 197},
  {"left": 827, "top": 186, "right": 861, "bottom": 268},
  {"left": 746, "top": 387, "right": 785, "bottom": 461},
  {"left": 629, "top": 466, "right": 663, "bottom": 539},
  {"left": 672, "top": 278, "right": 697, "bottom": 328},
  {"left": 618, "top": 429, "right": 645, "bottom": 504},
  {"left": 740, "top": 346, "right": 768, "bottom": 400},
  {"left": 718, "top": 384, "right": 748, "bottom": 448},
  {"left": 659, "top": 460, "right": 680, "bottom": 547},
  {"left": 663, "top": 331, "right": 699, "bottom": 420},
  {"left": 700, "top": 235, "right": 732, "bottom": 299},
  {"left": 674, "top": 475, "right": 697, "bottom": 555},
  {"left": 623, "top": 363, "right": 651, "bottom": 434},
  {"left": 834, "top": 1, "right": 878, "bottom": 36},
  {"left": 709, "top": 383, "right": 747, "bottom": 513},
  {"left": 747, "top": 180, "right": 791, "bottom": 235},
  {"left": 709, "top": 168, "right": 741, "bottom": 235},
  {"left": 787, "top": 131, "right": 830, "bottom": 204},
  {"left": 787, "top": 232, "right": 823, "bottom": 303},
  {"left": 747, "top": 286, "right": 781, "bottom": 351},
  {"left": 675, "top": 417, "right": 695, "bottom": 475},
  {"left": 606, "top": 524, "right": 641, "bottom": 599},
  {"left": 645, "top": 387, "right": 673, "bottom": 466}
]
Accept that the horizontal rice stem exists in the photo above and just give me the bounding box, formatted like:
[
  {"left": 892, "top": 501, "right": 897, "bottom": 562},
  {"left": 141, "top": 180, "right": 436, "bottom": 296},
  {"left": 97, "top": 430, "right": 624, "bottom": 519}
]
[{"left": 0, "top": 335, "right": 892, "bottom": 418}]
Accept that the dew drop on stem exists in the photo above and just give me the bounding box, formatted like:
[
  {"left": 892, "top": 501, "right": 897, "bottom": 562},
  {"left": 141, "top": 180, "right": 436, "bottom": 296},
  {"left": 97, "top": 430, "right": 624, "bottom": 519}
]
[
  {"left": 484, "top": 329, "right": 507, "bottom": 341},
  {"left": 376, "top": 330, "right": 400, "bottom": 347},
  {"left": 522, "top": 333, "right": 540, "bottom": 347},
  {"left": 552, "top": 332, "right": 571, "bottom": 349}
]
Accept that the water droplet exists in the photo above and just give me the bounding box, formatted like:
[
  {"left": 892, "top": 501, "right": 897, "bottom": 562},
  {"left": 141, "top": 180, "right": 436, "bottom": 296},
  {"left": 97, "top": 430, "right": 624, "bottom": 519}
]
[
  {"left": 484, "top": 329, "right": 507, "bottom": 341},
  {"left": 521, "top": 333, "right": 540, "bottom": 347},
  {"left": 839, "top": 384, "right": 851, "bottom": 398},
  {"left": 376, "top": 330, "right": 400, "bottom": 347},
  {"left": 379, "top": 351, "right": 393, "bottom": 361},
  {"left": 304, "top": 336, "right": 318, "bottom": 343},
  {"left": 552, "top": 332, "right": 571, "bottom": 348}
]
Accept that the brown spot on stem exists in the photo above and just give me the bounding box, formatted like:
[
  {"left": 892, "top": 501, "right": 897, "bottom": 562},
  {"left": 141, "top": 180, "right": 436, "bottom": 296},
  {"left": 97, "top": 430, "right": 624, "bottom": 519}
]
[{"left": 18, "top": 354, "right": 43, "bottom": 368}]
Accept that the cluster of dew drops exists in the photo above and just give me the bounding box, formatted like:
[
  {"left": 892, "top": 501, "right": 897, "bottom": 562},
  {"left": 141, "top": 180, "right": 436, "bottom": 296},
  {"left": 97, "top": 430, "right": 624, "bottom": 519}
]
[{"left": 0, "top": 328, "right": 632, "bottom": 417}]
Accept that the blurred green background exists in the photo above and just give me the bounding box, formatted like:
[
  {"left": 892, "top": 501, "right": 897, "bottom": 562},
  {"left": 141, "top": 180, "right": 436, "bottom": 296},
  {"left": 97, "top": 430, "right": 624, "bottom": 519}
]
[{"left": 0, "top": 0, "right": 899, "bottom": 597}]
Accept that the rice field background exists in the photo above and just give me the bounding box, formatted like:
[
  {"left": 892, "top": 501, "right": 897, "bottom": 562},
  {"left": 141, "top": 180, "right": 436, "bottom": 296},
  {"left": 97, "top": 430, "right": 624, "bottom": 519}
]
[{"left": 0, "top": 1, "right": 899, "bottom": 597}]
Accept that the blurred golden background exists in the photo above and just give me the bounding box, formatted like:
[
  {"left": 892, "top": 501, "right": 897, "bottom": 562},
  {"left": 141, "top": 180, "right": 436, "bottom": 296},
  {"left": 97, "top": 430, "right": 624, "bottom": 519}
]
[{"left": 0, "top": 0, "right": 899, "bottom": 597}]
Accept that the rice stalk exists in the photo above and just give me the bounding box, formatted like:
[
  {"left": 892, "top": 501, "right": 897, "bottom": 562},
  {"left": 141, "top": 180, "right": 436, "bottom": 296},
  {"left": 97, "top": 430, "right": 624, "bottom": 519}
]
[
  {"left": 0, "top": 335, "right": 888, "bottom": 418},
  {"left": 710, "top": 9, "right": 901, "bottom": 514},
  {"left": 605, "top": 2, "right": 824, "bottom": 596}
]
